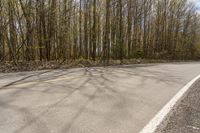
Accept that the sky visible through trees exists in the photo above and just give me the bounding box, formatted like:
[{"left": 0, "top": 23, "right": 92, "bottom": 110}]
[
  {"left": 189, "top": 0, "right": 200, "bottom": 13},
  {"left": 0, "top": 0, "right": 200, "bottom": 64}
]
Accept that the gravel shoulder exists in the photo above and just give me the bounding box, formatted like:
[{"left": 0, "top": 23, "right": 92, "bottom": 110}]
[{"left": 156, "top": 79, "right": 200, "bottom": 133}]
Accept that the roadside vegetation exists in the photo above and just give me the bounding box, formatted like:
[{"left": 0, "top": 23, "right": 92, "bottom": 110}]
[{"left": 0, "top": 0, "right": 200, "bottom": 72}]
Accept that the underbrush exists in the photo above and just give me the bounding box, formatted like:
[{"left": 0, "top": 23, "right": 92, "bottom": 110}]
[{"left": 0, "top": 59, "right": 194, "bottom": 73}]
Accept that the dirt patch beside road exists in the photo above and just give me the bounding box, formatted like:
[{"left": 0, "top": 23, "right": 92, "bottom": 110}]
[{"left": 156, "top": 79, "right": 200, "bottom": 133}]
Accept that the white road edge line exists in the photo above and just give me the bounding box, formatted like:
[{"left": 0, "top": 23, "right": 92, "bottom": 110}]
[{"left": 140, "top": 74, "right": 200, "bottom": 133}]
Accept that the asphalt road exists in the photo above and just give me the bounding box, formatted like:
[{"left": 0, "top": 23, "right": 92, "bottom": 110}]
[
  {"left": 156, "top": 79, "right": 200, "bottom": 133},
  {"left": 0, "top": 63, "right": 200, "bottom": 133}
]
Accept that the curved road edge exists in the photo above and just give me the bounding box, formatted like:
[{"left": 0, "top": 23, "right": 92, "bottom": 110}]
[{"left": 140, "top": 74, "right": 200, "bottom": 133}]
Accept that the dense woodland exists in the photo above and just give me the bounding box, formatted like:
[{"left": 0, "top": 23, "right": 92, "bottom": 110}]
[{"left": 0, "top": 0, "right": 200, "bottom": 64}]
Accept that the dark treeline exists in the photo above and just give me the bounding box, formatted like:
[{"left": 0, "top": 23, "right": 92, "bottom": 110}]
[{"left": 0, "top": 0, "right": 200, "bottom": 64}]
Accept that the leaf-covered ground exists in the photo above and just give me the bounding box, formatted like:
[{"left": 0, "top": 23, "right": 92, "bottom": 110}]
[{"left": 0, "top": 59, "right": 170, "bottom": 73}]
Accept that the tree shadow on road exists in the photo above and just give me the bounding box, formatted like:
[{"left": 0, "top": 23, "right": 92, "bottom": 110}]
[{"left": 0, "top": 64, "right": 186, "bottom": 133}]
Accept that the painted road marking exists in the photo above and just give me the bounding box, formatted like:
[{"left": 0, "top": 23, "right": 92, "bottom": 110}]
[{"left": 140, "top": 74, "right": 200, "bottom": 133}]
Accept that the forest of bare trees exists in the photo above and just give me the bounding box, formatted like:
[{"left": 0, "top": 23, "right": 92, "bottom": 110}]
[{"left": 0, "top": 0, "right": 200, "bottom": 64}]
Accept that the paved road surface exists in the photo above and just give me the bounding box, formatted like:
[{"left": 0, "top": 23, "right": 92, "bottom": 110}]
[
  {"left": 156, "top": 79, "right": 200, "bottom": 133},
  {"left": 0, "top": 63, "right": 200, "bottom": 133}
]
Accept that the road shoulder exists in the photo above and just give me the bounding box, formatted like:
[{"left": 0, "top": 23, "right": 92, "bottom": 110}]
[{"left": 156, "top": 79, "right": 200, "bottom": 133}]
